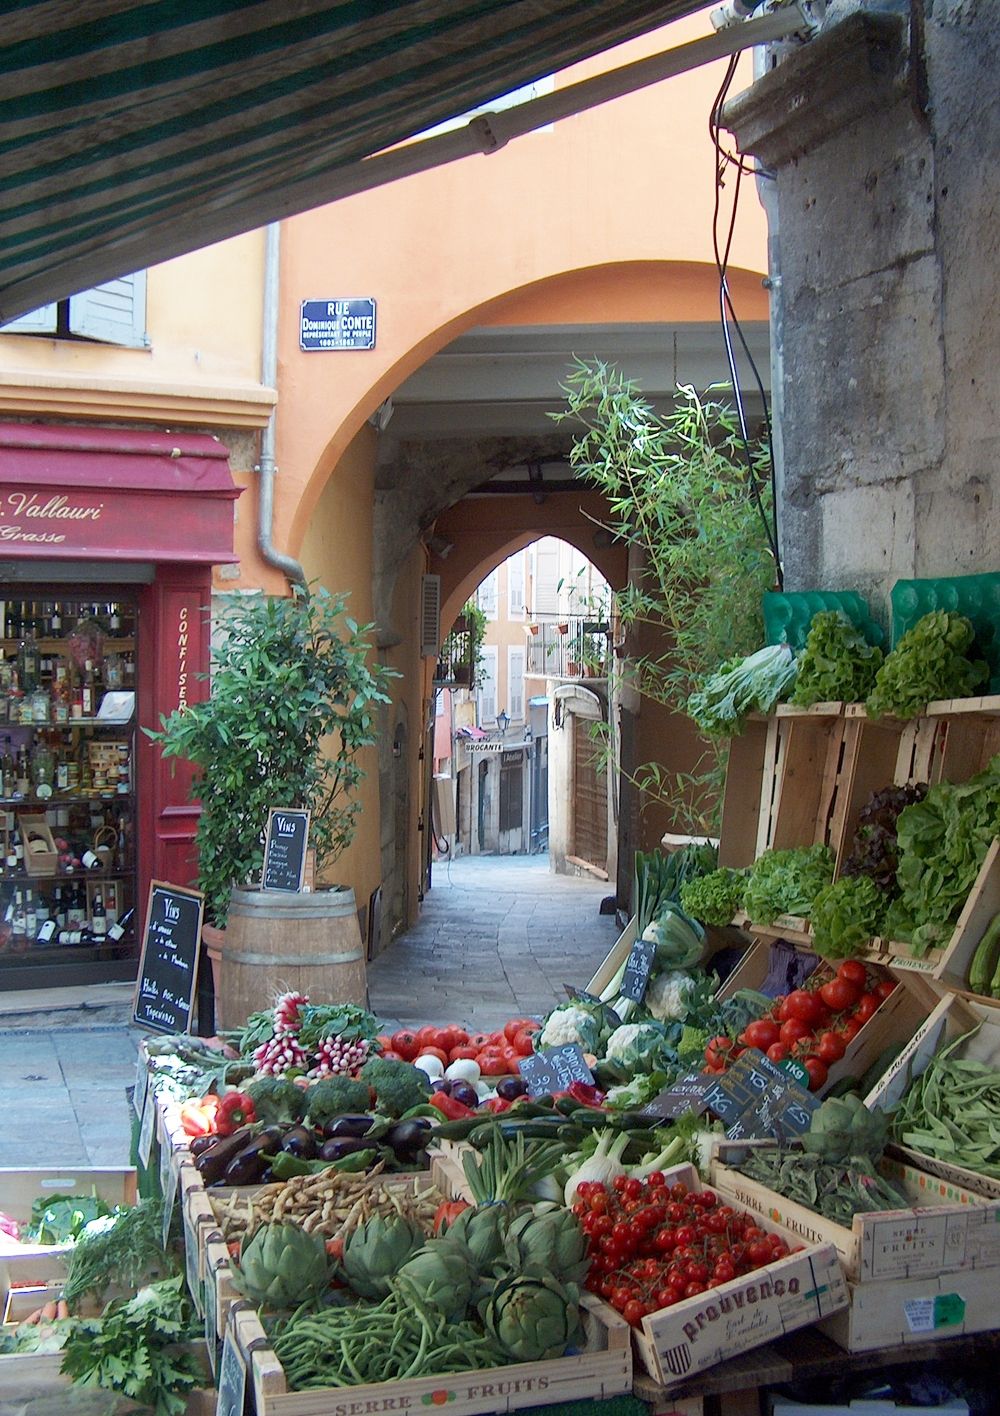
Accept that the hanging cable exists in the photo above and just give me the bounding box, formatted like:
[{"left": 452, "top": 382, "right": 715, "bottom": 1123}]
[{"left": 708, "top": 46, "right": 783, "bottom": 588}]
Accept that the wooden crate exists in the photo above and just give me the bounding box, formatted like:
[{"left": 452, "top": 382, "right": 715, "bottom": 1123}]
[
  {"left": 587, "top": 917, "right": 750, "bottom": 998},
  {"left": 711, "top": 1144, "right": 1000, "bottom": 1282},
  {"left": 865, "top": 992, "right": 1000, "bottom": 1199},
  {"left": 716, "top": 939, "right": 926, "bottom": 1097},
  {"left": 232, "top": 1292, "right": 630, "bottom": 1416},
  {"left": 631, "top": 1164, "right": 847, "bottom": 1388},
  {"left": 817, "top": 1261, "right": 1000, "bottom": 1353},
  {"left": 718, "top": 718, "right": 771, "bottom": 869},
  {"left": 0, "top": 1166, "right": 137, "bottom": 1261}
]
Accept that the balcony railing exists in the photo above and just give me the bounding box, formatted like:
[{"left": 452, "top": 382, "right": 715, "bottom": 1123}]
[{"left": 525, "top": 618, "right": 610, "bottom": 679}]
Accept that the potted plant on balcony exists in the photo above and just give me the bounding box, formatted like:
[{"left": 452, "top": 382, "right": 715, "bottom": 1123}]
[{"left": 148, "top": 584, "right": 395, "bottom": 1028}]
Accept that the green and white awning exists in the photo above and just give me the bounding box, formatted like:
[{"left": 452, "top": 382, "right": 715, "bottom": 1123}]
[{"left": 0, "top": 0, "right": 708, "bottom": 323}]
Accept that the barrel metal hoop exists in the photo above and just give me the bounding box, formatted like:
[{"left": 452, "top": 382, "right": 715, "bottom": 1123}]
[{"left": 225, "top": 948, "right": 366, "bottom": 967}]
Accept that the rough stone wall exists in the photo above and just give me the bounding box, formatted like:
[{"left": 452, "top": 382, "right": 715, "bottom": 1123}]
[{"left": 725, "top": 2, "right": 1000, "bottom": 611}]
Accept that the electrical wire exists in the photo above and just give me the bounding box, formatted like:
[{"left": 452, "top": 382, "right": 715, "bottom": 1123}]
[{"left": 708, "top": 45, "right": 783, "bottom": 589}]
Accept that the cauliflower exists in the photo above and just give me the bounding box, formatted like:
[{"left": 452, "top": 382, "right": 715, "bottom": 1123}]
[
  {"left": 645, "top": 970, "right": 696, "bottom": 1022},
  {"left": 604, "top": 1022, "right": 665, "bottom": 1067},
  {"left": 538, "top": 1005, "right": 600, "bottom": 1052}
]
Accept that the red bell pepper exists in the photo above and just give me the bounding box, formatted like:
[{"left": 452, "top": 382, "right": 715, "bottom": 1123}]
[
  {"left": 214, "top": 1090, "right": 257, "bottom": 1136},
  {"left": 481, "top": 1096, "right": 512, "bottom": 1114},
  {"left": 428, "top": 1091, "right": 474, "bottom": 1120}
]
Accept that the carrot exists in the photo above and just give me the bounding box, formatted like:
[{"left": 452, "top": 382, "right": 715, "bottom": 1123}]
[
  {"left": 41, "top": 1299, "right": 58, "bottom": 1321},
  {"left": 57, "top": 1299, "right": 70, "bottom": 1320}
]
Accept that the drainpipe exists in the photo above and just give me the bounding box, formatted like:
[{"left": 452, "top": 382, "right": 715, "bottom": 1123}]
[{"left": 257, "top": 221, "right": 306, "bottom": 587}]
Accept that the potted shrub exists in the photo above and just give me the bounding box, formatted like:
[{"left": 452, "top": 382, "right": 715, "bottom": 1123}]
[{"left": 148, "top": 584, "right": 395, "bottom": 1027}]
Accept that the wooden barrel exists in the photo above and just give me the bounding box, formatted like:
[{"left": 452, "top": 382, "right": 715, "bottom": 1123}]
[{"left": 217, "top": 886, "right": 367, "bottom": 1029}]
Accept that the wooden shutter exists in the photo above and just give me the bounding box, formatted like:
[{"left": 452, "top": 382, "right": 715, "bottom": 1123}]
[
  {"left": 507, "top": 551, "right": 525, "bottom": 618},
  {"left": 69, "top": 271, "right": 147, "bottom": 347},
  {"left": 533, "top": 542, "right": 560, "bottom": 615},
  {"left": 420, "top": 574, "right": 441, "bottom": 658},
  {"left": 0, "top": 303, "right": 57, "bottom": 334},
  {"left": 573, "top": 721, "right": 607, "bottom": 871},
  {"left": 477, "top": 568, "right": 499, "bottom": 620},
  {"left": 508, "top": 646, "right": 525, "bottom": 720},
  {"left": 478, "top": 646, "right": 498, "bottom": 724}
]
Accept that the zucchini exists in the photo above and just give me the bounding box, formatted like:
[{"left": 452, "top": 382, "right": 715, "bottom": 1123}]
[{"left": 969, "top": 910, "right": 1000, "bottom": 996}]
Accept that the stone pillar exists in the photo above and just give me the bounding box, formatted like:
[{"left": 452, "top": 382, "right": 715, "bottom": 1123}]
[{"left": 724, "top": 5, "right": 1000, "bottom": 605}]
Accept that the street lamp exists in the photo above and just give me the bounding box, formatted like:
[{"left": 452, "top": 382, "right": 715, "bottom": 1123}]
[{"left": 496, "top": 709, "right": 510, "bottom": 737}]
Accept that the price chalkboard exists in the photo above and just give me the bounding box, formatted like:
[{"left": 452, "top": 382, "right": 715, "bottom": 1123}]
[
  {"left": 133, "top": 881, "right": 205, "bottom": 1034},
  {"left": 216, "top": 1316, "right": 248, "bottom": 1416},
  {"left": 518, "top": 1044, "right": 595, "bottom": 1096},
  {"left": 641, "top": 1071, "right": 712, "bottom": 1120},
  {"left": 261, "top": 808, "right": 310, "bottom": 892},
  {"left": 709, "top": 1048, "right": 818, "bottom": 1139},
  {"left": 618, "top": 935, "right": 657, "bottom": 1004}
]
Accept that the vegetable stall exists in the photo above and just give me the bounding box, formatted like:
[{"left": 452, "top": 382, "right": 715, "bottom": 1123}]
[{"left": 4, "top": 600, "right": 1000, "bottom": 1414}]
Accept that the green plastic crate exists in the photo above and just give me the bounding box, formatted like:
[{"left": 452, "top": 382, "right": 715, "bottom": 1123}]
[
  {"left": 763, "top": 590, "right": 884, "bottom": 651},
  {"left": 891, "top": 573, "right": 1000, "bottom": 694}
]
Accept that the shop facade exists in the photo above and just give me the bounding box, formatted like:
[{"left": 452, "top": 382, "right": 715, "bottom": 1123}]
[{"left": 0, "top": 422, "right": 240, "bottom": 990}]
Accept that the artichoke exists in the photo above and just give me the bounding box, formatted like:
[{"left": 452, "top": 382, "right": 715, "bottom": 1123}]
[
  {"left": 801, "top": 1093, "right": 888, "bottom": 1165},
  {"left": 480, "top": 1272, "right": 583, "bottom": 1362},
  {"left": 231, "top": 1222, "right": 330, "bottom": 1312},
  {"left": 341, "top": 1214, "right": 426, "bottom": 1299},
  {"left": 503, "top": 1207, "right": 590, "bottom": 1286},
  {"left": 394, "top": 1243, "right": 475, "bottom": 1320},
  {"left": 439, "top": 1204, "right": 509, "bottom": 1273}
]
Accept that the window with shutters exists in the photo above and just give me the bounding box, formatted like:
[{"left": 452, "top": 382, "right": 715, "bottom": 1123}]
[
  {"left": 507, "top": 646, "right": 525, "bottom": 721},
  {"left": 0, "top": 272, "right": 148, "bottom": 348},
  {"left": 477, "top": 569, "right": 499, "bottom": 621},
  {"left": 420, "top": 574, "right": 442, "bottom": 658},
  {"left": 507, "top": 551, "right": 525, "bottom": 619},
  {"left": 478, "top": 646, "right": 498, "bottom": 725}
]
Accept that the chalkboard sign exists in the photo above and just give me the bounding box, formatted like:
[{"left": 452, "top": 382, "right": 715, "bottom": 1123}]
[
  {"left": 641, "top": 1071, "right": 712, "bottom": 1120},
  {"left": 133, "top": 881, "right": 205, "bottom": 1034},
  {"left": 706, "top": 1048, "right": 818, "bottom": 1139},
  {"left": 261, "top": 808, "right": 310, "bottom": 893},
  {"left": 619, "top": 936, "right": 657, "bottom": 1004},
  {"left": 518, "top": 1044, "right": 595, "bottom": 1096},
  {"left": 216, "top": 1318, "right": 248, "bottom": 1416}
]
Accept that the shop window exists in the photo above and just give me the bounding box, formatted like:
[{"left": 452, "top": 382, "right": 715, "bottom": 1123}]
[
  {"left": 0, "top": 272, "right": 148, "bottom": 348},
  {"left": 499, "top": 751, "right": 524, "bottom": 833}
]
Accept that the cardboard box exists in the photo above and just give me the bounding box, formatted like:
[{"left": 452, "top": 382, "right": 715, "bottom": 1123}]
[
  {"left": 711, "top": 1144, "right": 1000, "bottom": 1282},
  {"left": 0, "top": 1165, "right": 136, "bottom": 1261},
  {"left": 630, "top": 1165, "right": 847, "bottom": 1388},
  {"left": 864, "top": 992, "right": 1000, "bottom": 1199}
]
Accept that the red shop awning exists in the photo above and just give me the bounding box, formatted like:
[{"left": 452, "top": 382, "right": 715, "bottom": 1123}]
[{"left": 0, "top": 423, "right": 241, "bottom": 563}]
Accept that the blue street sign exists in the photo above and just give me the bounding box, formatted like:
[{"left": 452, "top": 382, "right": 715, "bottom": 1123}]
[{"left": 300, "top": 298, "right": 376, "bottom": 350}]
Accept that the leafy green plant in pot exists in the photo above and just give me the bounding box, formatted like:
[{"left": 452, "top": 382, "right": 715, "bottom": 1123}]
[{"left": 147, "top": 586, "right": 396, "bottom": 997}]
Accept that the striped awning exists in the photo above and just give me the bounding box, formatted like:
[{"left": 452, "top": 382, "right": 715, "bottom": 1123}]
[{"left": 0, "top": 0, "right": 706, "bottom": 324}]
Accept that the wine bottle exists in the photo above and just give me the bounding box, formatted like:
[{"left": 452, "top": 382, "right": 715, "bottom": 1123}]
[
  {"left": 36, "top": 917, "right": 57, "bottom": 945},
  {"left": 90, "top": 891, "right": 107, "bottom": 939},
  {"left": 107, "top": 906, "right": 134, "bottom": 943}
]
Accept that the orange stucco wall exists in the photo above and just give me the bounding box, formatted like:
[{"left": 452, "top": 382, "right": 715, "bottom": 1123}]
[{"left": 222, "top": 12, "right": 768, "bottom": 593}]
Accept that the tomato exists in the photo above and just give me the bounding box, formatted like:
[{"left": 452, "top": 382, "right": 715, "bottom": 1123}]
[
  {"left": 815, "top": 1030, "right": 846, "bottom": 1064},
  {"left": 415, "top": 1025, "right": 442, "bottom": 1049},
  {"left": 855, "top": 992, "right": 881, "bottom": 1022},
  {"left": 417, "top": 1046, "right": 449, "bottom": 1066},
  {"left": 785, "top": 989, "right": 825, "bottom": 1025},
  {"left": 374, "top": 1034, "right": 393, "bottom": 1052},
  {"left": 838, "top": 1017, "right": 862, "bottom": 1042},
  {"left": 503, "top": 1017, "right": 536, "bottom": 1043},
  {"left": 803, "top": 1056, "right": 829, "bottom": 1092},
  {"left": 775, "top": 995, "right": 793, "bottom": 1021},
  {"left": 713, "top": 1259, "right": 736, "bottom": 1283},
  {"left": 440, "top": 1025, "right": 469, "bottom": 1051},
  {"left": 448, "top": 1044, "right": 479, "bottom": 1062},
  {"left": 390, "top": 1030, "right": 420, "bottom": 1061},
  {"left": 623, "top": 1299, "right": 647, "bottom": 1326},
  {"left": 499, "top": 1045, "right": 521, "bottom": 1073},
  {"left": 476, "top": 1048, "right": 509, "bottom": 1076},
  {"left": 379, "top": 1049, "right": 403, "bottom": 1061},
  {"left": 819, "top": 977, "right": 862, "bottom": 1013},
  {"left": 766, "top": 1041, "right": 790, "bottom": 1062},
  {"left": 468, "top": 1032, "right": 492, "bottom": 1050},
  {"left": 875, "top": 977, "right": 898, "bottom": 1000},
  {"left": 746, "top": 1238, "right": 773, "bottom": 1266},
  {"left": 705, "top": 1035, "right": 735, "bottom": 1068},
  {"left": 836, "top": 959, "right": 868, "bottom": 987},
  {"left": 779, "top": 1018, "right": 812, "bottom": 1046},
  {"left": 511, "top": 1029, "right": 536, "bottom": 1057},
  {"left": 742, "top": 1019, "right": 780, "bottom": 1051}
]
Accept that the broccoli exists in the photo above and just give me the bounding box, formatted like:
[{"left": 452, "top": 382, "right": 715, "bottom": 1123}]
[
  {"left": 304, "top": 1075, "right": 372, "bottom": 1128},
  {"left": 359, "top": 1056, "right": 431, "bottom": 1118},
  {"left": 244, "top": 1076, "right": 308, "bottom": 1126}
]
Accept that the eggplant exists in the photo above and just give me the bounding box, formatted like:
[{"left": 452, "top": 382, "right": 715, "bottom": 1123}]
[
  {"left": 280, "top": 1125, "right": 319, "bottom": 1160},
  {"left": 449, "top": 1081, "right": 479, "bottom": 1109},
  {"left": 194, "top": 1126, "right": 255, "bottom": 1185},
  {"left": 189, "top": 1134, "right": 217, "bottom": 1157},
  {"left": 319, "top": 1135, "right": 373, "bottom": 1163},
  {"left": 385, "top": 1117, "right": 432, "bottom": 1161},
  {"left": 323, "top": 1114, "right": 376, "bottom": 1140},
  {"left": 496, "top": 1075, "right": 528, "bottom": 1101},
  {"left": 221, "top": 1126, "right": 285, "bottom": 1186}
]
